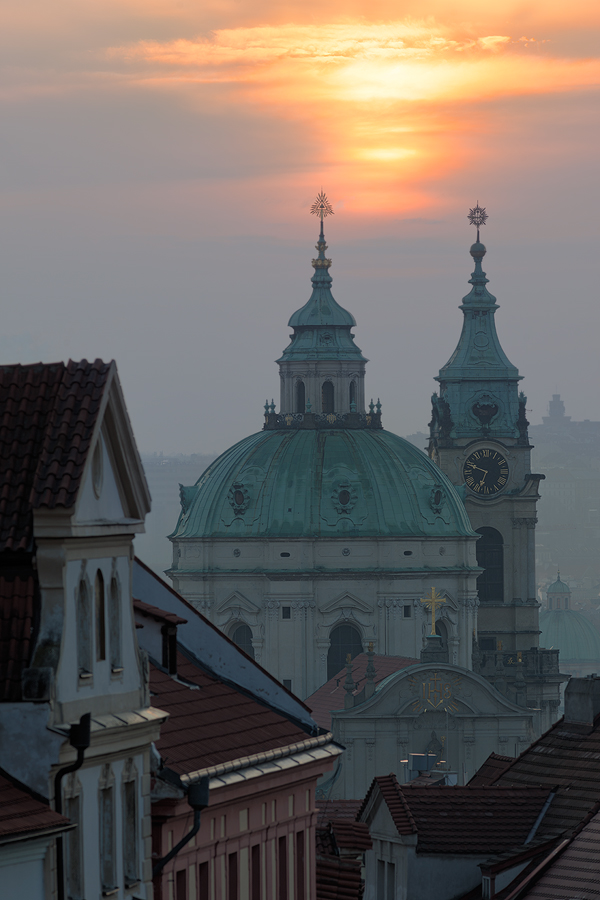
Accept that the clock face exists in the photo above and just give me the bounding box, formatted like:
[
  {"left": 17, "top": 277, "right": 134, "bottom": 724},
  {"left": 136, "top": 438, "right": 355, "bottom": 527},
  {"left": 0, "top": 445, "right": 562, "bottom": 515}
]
[{"left": 463, "top": 449, "right": 509, "bottom": 495}]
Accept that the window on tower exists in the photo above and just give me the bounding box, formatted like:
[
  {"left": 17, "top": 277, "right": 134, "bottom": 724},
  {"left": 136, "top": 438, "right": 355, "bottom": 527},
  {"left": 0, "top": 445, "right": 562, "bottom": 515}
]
[
  {"left": 231, "top": 624, "right": 255, "bottom": 659},
  {"left": 322, "top": 381, "right": 335, "bottom": 414},
  {"left": 349, "top": 381, "right": 357, "bottom": 409},
  {"left": 475, "top": 527, "right": 504, "bottom": 603},
  {"left": 296, "top": 381, "right": 305, "bottom": 413},
  {"left": 327, "top": 624, "right": 362, "bottom": 680}
]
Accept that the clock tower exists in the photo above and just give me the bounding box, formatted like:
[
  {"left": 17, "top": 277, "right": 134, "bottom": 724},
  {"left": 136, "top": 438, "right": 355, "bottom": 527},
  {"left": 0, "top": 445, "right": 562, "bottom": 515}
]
[{"left": 428, "top": 208, "right": 563, "bottom": 725}]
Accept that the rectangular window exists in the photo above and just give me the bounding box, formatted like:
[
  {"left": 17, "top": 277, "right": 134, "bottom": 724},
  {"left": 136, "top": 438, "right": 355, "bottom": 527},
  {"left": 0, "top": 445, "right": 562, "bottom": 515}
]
[
  {"left": 65, "top": 794, "right": 82, "bottom": 900},
  {"left": 283, "top": 679, "right": 292, "bottom": 691},
  {"left": 251, "top": 845, "right": 260, "bottom": 900},
  {"left": 199, "top": 862, "right": 210, "bottom": 900},
  {"left": 403, "top": 605, "right": 412, "bottom": 617},
  {"left": 123, "top": 780, "right": 138, "bottom": 886},
  {"left": 377, "top": 860, "right": 385, "bottom": 900},
  {"left": 480, "top": 637, "right": 496, "bottom": 652},
  {"left": 228, "top": 853, "right": 238, "bottom": 900},
  {"left": 278, "top": 836, "right": 287, "bottom": 900},
  {"left": 295, "top": 832, "right": 305, "bottom": 900},
  {"left": 100, "top": 786, "right": 116, "bottom": 892},
  {"left": 386, "top": 862, "right": 395, "bottom": 900},
  {"left": 176, "top": 869, "right": 187, "bottom": 900},
  {"left": 282, "top": 607, "right": 291, "bottom": 620}
]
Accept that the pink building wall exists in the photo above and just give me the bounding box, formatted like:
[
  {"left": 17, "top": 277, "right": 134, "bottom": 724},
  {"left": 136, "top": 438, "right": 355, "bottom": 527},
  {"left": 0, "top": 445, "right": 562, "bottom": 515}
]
[{"left": 153, "top": 757, "right": 331, "bottom": 900}]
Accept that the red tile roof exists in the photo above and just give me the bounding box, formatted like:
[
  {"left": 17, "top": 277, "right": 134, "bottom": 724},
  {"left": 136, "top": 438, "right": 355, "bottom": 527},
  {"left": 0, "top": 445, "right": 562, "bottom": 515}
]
[
  {"left": 133, "top": 598, "right": 187, "bottom": 626},
  {"left": 318, "top": 800, "right": 363, "bottom": 823},
  {"left": 468, "top": 753, "right": 514, "bottom": 787},
  {"left": 150, "top": 651, "right": 312, "bottom": 774},
  {"left": 0, "top": 766, "right": 70, "bottom": 840},
  {"left": 0, "top": 570, "right": 37, "bottom": 701},
  {"left": 306, "top": 654, "right": 419, "bottom": 729},
  {"left": 316, "top": 854, "right": 364, "bottom": 900},
  {"left": 521, "top": 810, "right": 600, "bottom": 900},
  {"left": 486, "top": 715, "right": 600, "bottom": 838},
  {"left": 0, "top": 359, "right": 112, "bottom": 552},
  {"left": 329, "top": 819, "right": 372, "bottom": 852},
  {"left": 360, "top": 775, "right": 551, "bottom": 854}
]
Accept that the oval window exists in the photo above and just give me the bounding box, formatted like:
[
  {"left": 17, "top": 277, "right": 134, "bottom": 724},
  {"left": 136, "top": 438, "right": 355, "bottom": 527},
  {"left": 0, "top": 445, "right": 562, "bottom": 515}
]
[
  {"left": 234, "top": 490, "right": 245, "bottom": 506},
  {"left": 434, "top": 490, "right": 442, "bottom": 505},
  {"left": 280, "top": 552, "right": 290, "bottom": 558},
  {"left": 338, "top": 490, "right": 351, "bottom": 506}
]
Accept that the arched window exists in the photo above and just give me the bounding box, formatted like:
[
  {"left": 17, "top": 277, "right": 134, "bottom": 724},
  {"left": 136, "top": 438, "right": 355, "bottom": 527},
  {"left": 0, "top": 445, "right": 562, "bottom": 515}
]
[
  {"left": 322, "top": 381, "right": 334, "bottom": 414},
  {"left": 77, "top": 580, "right": 91, "bottom": 674},
  {"left": 548, "top": 598, "right": 553, "bottom": 609},
  {"left": 556, "top": 598, "right": 561, "bottom": 609},
  {"left": 232, "top": 624, "right": 255, "bottom": 659},
  {"left": 564, "top": 597, "right": 569, "bottom": 609},
  {"left": 435, "top": 620, "right": 448, "bottom": 649},
  {"left": 296, "top": 381, "right": 306, "bottom": 413},
  {"left": 109, "top": 577, "right": 121, "bottom": 671},
  {"left": 476, "top": 528, "right": 504, "bottom": 603},
  {"left": 327, "top": 624, "right": 362, "bottom": 681},
  {"left": 95, "top": 570, "right": 106, "bottom": 661},
  {"left": 349, "top": 381, "right": 357, "bottom": 410}
]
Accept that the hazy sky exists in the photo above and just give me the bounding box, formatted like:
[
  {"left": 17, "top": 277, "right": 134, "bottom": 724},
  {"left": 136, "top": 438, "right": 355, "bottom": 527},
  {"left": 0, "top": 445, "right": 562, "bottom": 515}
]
[{"left": 1, "top": 1, "right": 599, "bottom": 455}]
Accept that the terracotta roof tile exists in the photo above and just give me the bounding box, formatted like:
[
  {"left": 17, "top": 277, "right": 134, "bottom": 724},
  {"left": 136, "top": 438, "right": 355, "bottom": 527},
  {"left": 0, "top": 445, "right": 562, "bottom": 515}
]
[
  {"left": 317, "top": 800, "right": 363, "bottom": 823},
  {"left": 0, "top": 767, "right": 69, "bottom": 840},
  {"left": 328, "top": 820, "right": 372, "bottom": 852},
  {"left": 522, "top": 810, "right": 600, "bottom": 900},
  {"left": 0, "top": 359, "right": 112, "bottom": 552},
  {"left": 468, "top": 753, "right": 514, "bottom": 787},
  {"left": 150, "top": 651, "right": 311, "bottom": 774},
  {"left": 0, "top": 570, "right": 37, "bottom": 701},
  {"left": 360, "top": 775, "right": 551, "bottom": 854},
  {"left": 133, "top": 598, "right": 187, "bottom": 626},
  {"left": 306, "top": 654, "right": 419, "bottom": 730},
  {"left": 490, "top": 715, "right": 600, "bottom": 838}
]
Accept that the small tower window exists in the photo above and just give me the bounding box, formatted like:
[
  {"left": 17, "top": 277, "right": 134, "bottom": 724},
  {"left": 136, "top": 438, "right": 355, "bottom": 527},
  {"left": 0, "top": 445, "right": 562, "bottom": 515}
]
[
  {"left": 476, "top": 527, "right": 504, "bottom": 603},
  {"left": 327, "top": 624, "right": 362, "bottom": 680},
  {"left": 349, "top": 381, "right": 357, "bottom": 410},
  {"left": 556, "top": 598, "right": 561, "bottom": 609},
  {"left": 232, "top": 624, "right": 255, "bottom": 659},
  {"left": 564, "top": 597, "right": 569, "bottom": 609},
  {"left": 548, "top": 598, "right": 553, "bottom": 609},
  {"left": 296, "top": 381, "right": 306, "bottom": 413},
  {"left": 322, "top": 381, "right": 334, "bottom": 414}
]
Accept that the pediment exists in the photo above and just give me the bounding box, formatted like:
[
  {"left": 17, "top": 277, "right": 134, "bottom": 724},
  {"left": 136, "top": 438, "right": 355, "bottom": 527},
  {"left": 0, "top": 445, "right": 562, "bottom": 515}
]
[
  {"left": 321, "top": 591, "right": 372, "bottom": 615},
  {"left": 216, "top": 591, "right": 261, "bottom": 615},
  {"left": 335, "top": 664, "right": 532, "bottom": 719}
]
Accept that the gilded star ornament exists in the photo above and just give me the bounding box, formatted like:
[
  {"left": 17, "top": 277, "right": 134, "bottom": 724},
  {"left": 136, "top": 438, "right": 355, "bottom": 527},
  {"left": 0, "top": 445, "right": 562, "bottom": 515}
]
[
  {"left": 310, "top": 191, "right": 334, "bottom": 221},
  {"left": 467, "top": 204, "right": 488, "bottom": 229}
]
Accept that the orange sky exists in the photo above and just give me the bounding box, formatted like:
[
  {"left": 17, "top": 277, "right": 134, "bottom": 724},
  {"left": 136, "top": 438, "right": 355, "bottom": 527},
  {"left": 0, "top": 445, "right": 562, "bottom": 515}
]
[{"left": 0, "top": 0, "right": 599, "bottom": 452}]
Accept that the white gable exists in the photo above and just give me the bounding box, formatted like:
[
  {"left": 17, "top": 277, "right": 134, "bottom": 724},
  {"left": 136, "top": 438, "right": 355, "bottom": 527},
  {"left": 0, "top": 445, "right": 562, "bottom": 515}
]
[{"left": 76, "top": 432, "right": 127, "bottom": 523}]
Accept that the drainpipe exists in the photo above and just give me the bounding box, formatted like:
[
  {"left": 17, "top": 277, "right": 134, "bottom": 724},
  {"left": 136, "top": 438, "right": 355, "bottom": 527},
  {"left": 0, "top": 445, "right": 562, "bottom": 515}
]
[
  {"left": 54, "top": 713, "right": 91, "bottom": 900},
  {"left": 153, "top": 778, "right": 210, "bottom": 878}
]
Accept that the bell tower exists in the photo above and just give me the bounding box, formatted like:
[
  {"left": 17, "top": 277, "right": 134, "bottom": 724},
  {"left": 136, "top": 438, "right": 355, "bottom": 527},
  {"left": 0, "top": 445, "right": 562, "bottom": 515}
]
[
  {"left": 428, "top": 206, "right": 563, "bottom": 725},
  {"left": 277, "top": 192, "right": 368, "bottom": 416}
]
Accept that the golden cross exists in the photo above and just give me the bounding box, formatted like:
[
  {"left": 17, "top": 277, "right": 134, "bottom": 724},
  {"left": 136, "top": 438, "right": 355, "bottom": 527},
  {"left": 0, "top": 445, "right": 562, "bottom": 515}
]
[{"left": 420, "top": 588, "right": 446, "bottom": 636}]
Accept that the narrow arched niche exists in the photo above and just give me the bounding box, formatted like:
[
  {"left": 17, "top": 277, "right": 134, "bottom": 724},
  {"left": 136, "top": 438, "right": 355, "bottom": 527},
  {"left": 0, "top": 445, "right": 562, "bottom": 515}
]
[
  {"left": 322, "top": 381, "right": 334, "bottom": 414},
  {"left": 296, "top": 380, "right": 306, "bottom": 413}
]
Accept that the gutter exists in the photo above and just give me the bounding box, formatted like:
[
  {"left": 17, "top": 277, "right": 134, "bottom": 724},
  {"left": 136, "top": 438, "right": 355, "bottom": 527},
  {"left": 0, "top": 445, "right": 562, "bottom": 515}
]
[{"left": 181, "top": 732, "right": 339, "bottom": 785}]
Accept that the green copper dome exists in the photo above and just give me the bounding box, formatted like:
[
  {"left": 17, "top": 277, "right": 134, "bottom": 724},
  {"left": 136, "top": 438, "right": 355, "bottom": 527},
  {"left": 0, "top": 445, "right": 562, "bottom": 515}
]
[
  {"left": 172, "top": 428, "right": 476, "bottom": 540},
  {"left": 547, "top": 573, "right": 571, "bottom": 594},
  {"left": 540, "top": 609, "right": 600, "bottom": 661}
]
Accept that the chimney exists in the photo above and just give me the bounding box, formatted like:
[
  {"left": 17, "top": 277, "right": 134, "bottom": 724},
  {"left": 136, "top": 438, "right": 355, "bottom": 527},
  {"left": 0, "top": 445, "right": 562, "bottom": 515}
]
[{"left": 564, "top": 676, "right": 600, "bottom": 726}]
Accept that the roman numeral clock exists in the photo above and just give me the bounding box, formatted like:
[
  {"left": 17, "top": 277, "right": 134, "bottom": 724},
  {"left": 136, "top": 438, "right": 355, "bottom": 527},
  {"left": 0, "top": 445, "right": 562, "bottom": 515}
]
[{"left": 427, "top": 206, "right": 561, "bottom": 728}]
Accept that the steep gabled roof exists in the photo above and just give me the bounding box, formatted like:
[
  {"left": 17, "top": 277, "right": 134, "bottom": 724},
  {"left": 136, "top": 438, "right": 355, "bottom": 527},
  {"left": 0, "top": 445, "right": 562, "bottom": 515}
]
[
  {"left": 0, "top": 766, "right": 70, "bottom": 842},
  {"left": 0, "top": 359, "right": 112, "bottom": 552},
  {"left": 359, "top": 775, "right": 551, "bottom": 854},
  {"left": 150, "top": 650, "right": 315, "bottom": 775},
  {"left": 521, "top": 809, "right": 600, "bottom": 900},
  {"left": 0, "top": 570, "right": 38, "bottom": 701},
  {"left": 485, "top": 714, "right": 600, "bottom": 839}
]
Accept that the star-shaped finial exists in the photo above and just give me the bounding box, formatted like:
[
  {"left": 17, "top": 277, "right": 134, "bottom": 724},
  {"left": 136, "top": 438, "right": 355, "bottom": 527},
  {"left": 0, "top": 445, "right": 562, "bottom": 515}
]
[
  {"left": 467, "top": 204, "right": 488, "bottom": 241},
  {"left": 310, "top": 191, "right": 334, "bottom": 221}
]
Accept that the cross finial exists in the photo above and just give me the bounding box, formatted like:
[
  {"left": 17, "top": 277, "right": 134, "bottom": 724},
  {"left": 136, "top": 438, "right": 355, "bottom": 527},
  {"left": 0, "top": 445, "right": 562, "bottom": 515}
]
[
  {"left": 467, "top": 203, "right": 488, "bottom": 242},
  {"left": 420, "top": 587, "right": 446, "bottom": 636}
]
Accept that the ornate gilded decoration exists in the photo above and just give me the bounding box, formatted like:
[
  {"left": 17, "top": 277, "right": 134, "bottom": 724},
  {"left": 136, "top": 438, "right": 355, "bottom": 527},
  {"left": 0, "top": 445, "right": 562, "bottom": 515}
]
[
  {"left": 311, "top": 191, "right": 334, "bottom": 221},
  {"left": 420, "top": 587, "right": 446, "bottom": 635},
  {"left": 467, "top": 203, "right": 488, "bottom": 241},
  {"left": 409, "top": 671, "right": 461, "bottom": 713}
]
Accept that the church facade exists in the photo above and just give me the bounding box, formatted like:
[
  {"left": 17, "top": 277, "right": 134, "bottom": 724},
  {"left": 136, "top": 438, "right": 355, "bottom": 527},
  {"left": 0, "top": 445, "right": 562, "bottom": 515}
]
[{"left": 168, "top": 211, "right": 481, "bottom": 699}]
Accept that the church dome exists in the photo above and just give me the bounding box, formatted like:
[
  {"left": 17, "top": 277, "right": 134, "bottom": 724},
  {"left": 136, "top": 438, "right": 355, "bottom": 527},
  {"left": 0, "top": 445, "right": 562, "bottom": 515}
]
[
  {"left": 547, "top": 574, "right": 571, "bottom": 594},
  {"left": 172, "top": 428, "right": 475, "bottom": 540},
  {"left": 540, "top": 609, "right": 600, "bottom": 661}
]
